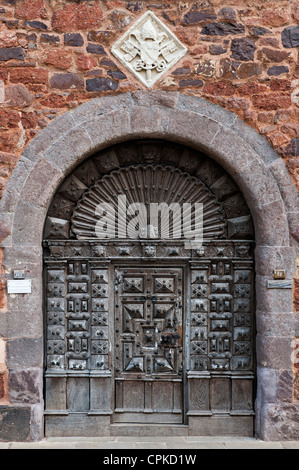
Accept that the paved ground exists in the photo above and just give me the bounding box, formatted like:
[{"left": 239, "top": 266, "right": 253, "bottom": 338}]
[{"left": 0, "top": 436, "right": 298, "bottom": 449}]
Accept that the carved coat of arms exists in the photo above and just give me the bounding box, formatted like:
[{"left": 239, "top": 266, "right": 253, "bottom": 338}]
[{"left": 111, "top": 11, "right": 187, "bottom": 87}]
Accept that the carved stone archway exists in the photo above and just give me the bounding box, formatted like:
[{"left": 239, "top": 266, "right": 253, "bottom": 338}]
[{"left": 0, "top": 91, "right": 297, "bottom": 441}]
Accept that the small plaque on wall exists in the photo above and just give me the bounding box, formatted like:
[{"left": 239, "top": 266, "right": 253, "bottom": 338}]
[
  {"left": 267, "top": 280, "right": 292, "bottom": 289},
  {"left": 273, "top": 269, "right": 286, "bottom": 280},
  {"left": 7, "top": 279, "right": 32, "bottom": 294}
]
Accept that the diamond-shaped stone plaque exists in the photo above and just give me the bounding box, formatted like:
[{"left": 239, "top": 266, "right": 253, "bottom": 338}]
[{"left": 111, "top": 11, "right": 188, "bottom": 88}]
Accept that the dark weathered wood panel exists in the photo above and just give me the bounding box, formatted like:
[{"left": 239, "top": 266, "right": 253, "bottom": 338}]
[
  {"left": 66, "top": 377, "right": 89, "bottom": 411},
  {"left": 90, "top": 377, "right": 112, "bottom": 412},
  {"left": 114, "top": 412, "right": 182, "bottom": 424},
  {"left": 45, "top": 414, "right": 110, "bottom": 437},
  {"left": 45, "top": 377, "right": 66, "bottom": 410},
  {"left": 210, "top": 378, "right": 231, "bottom": 412},
  {"left": 122, "top": 380, "right": 145, "bottom": 410},
  {"left": 188, "top": 377, "right": 210, "bottom": 412},
  {"left": 189, "top": 415, "right": 254, "bottom": 437},
  {"left": 232, "top": 378, "right": 253, "bottom": 412}
]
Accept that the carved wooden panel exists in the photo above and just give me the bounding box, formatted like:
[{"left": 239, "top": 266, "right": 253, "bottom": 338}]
[
  {"left": 45, "top": 260, "right": 109, "bottom": 373},
  {"left": 114, "top": 266, "right": 183, "bottom": 422},
  {"left": 190, "top": 260, "right": 253, "bottom": 373}
]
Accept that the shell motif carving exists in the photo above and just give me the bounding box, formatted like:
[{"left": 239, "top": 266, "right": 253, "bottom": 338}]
[{"left": 71, "top": 164, "right": 227, "bottom": 241}]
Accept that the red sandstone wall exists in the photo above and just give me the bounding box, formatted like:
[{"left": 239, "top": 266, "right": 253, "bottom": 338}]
[
  {"left": 0, "top": 0, "right": 298, "bottom": 406},
  {"left": 0, "top": 1, "right": 298, "bottom": 191}
]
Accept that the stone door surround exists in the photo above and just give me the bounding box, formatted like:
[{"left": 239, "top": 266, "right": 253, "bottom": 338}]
[{"left": 0, "top": 90, "right": 298, "bottom": 441}]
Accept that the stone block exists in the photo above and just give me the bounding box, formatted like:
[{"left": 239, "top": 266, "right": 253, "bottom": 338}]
[
  {"left": 252, "top": 93, "right": 291, "bottom": 111},
  {"left": 256, "top": 334, "right": 293, "bottom": 369},
  {"left": 12, "top": 199, "right": 45, "bottom": 247},
  {"left": 282, "top": 25, "right": 299, "bottom": 48},
  {"left": 219, "top": 7, "right": 236, "bottom": 20},
  {"left": 7, "top": 338, "right": 43, "bottom": 369},
  {"left": 131, "top": 104, "right": 171, "bottom": 138},
  {"left": 0, "top": 46, "right": 24, "bottom": 61},
  {"left": 83, "top": 109, "right": 131, "bottom": 148},
  {"left": 179, "top": 79, "right": 204, "bottom": 88},
  {"left": 64, "top": 33, "right": 84, "bottom": 47},
  {"left": 208, "top": 125, "right": 259, "bottom": 177},
  {"left": 71, "top": 93, "right": 133, "bottom": 124},
  {"left": 40, "top": 33, "right": 60, "bottom": 44},
  {"left": 19, "top": 157, "right": 62, "bottom": 209},
  {"left": 262, "top": 403, "right": 299, "bottom": 440},
  {"left": 210, "top": 44, "right": 227, "bottom": 55},
  {"left": 188, "top": 415, "right": 253, "bottom": 437},
  {"left": 254, "top": 246, "right": 297, "bottom": 278},
  {"left": 9, "top": 368, "right": 43, "bottom": 404},
  {"left": 285, "top": 137, "right": 299, "bottom": 156},
  {"left": 250, "top": 199, "right": 289, "bottom": 246},
  {"left": 255, "top": 275, "right": 293, "bottom": 313},
  {"left": 256, "top": 311, "right": 295, "bottom": 337},
  {"left": 51, "top": 3, "right": 103, "bottom": 32},
  {"left": 30, "top": 403, "right": 44, "bottom": 441},
  {"left": 133, "top": 90, "right": 179, "bottom": 109},
  {"left": 5, "top": 84, "right": 34, "bottom": 107},
  {"left": 45, "top": 414, "right": 110, "bottom": 437},
  {"left": 86, "top": 43, "right": 107, "bottom": 55},
  {"left": 201, "top": 22, "right": 245, "bottom": 36},
  {"left": 0, "top": 212, "right": 13, "bottom": 248},
  {"left": 230, "top": 38, "right": 256, "bottom": 61},
  {"left": 182, "top": 8, "right": 217, "bottom": 25},
  {"left": 24, "top": 20, "right": 47, "bottom": 30},
  {"left": 288, "top": 212, "right": 299, "bottom": 245},
  {"left": 43, "top": 49, "right": 72, "bottom": 70},
  {"left": 87, "top": 30, "right": 116, "bottom": 45},
  {"left": 10, "top": 67, "right": 48, "bottom": 85},
  {"left": 177, "top": 94, "right": 237, "bottom": 128},
  {"left": 50, "top": 72, "right": 84, "bottom": 90},
  {"left": 0, "top": 374, "right": 5, "bottom": 400},
  {"left": 277, "top": 370, "right": 293, "bottom": 402},
  {"left": 3, "top": 245, "right": 42, "bottom": 272},
  {"left": 44, "top": 125, "right": 93, "bottom": 174},
  {"left": 86, "top": 77, "right": 118, "bottom": 92},
  {"left": 259, "top": 47, "right": 290, "bottom": 63},
  {"left": 107, "top": 70, "right": 126, "bottom": 80},
  {"left": 21, "top": 112, "right": 77, "bottom": 162},
  {"left": 269, "top": 158, "right": 299, "bottom": 212},
  {"left": 171, "top": 66, "right": 191, "bottom": 75},
  {"left": 168, "top": 109, "right": 221, "bottom": 154},
  {"left": 256, "top": 367, "right": 278, "bottom": 404},
  {"left": 267, "top": 66, "right": 289, "bottom": 76},
  {"left": 230, "top": 119, "right": 279, "bottom": 165},
  {"left": 6, "top": 298, "right": 43, "bottom": 340},
  {"left": 4, "top": 260, "right": 43, "bottom": 336},
  {"left": 0, "top": 406, "right": 31, "bottom": 441}
]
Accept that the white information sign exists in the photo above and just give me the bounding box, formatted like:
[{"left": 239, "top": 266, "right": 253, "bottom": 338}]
[{"left": 7, "top": 279, "right": 32, "bottom": 294}]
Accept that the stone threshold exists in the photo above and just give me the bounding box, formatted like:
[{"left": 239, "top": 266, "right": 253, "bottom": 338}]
[{"left": 0, "top": 437, "right": 298, "bottom": 449}]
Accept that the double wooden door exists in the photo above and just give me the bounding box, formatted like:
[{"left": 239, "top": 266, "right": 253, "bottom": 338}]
[{"left": 114, "top": 266, "right": 184, "bottom": 423}]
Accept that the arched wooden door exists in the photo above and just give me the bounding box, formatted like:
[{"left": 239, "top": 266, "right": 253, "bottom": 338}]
[{"left": 43, "top": 140, "right": 255, "bottom": 437}]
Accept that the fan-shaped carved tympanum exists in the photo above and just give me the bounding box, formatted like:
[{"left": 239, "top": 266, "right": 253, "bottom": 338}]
[{"left": 44, "top": 140, "right": 253, "bottom": 242}]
